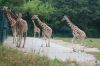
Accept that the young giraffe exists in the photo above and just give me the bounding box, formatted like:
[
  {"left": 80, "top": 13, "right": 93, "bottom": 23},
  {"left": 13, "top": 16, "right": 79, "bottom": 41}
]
[
  {"left": 3, "top": 6, "right": 17, "bottom": 44},
  {"left": 31, "top": 17, "right": 40, "bottom": 37},
  {"left": 61, "top": 15, "right": 86, "bottom": 45},
  {"left": 32, "top": 15, "right": 52, "bottom": 47}
]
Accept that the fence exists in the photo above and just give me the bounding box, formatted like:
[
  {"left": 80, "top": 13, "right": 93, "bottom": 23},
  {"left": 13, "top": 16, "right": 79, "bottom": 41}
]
[{"left": 0, "top": 10, "right": 9, "bottom": 43}]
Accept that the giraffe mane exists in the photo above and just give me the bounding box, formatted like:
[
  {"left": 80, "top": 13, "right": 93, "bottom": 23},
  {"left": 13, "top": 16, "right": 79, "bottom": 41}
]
[{"left": 38, "top": 15, "right": 42, "bottom": 21}]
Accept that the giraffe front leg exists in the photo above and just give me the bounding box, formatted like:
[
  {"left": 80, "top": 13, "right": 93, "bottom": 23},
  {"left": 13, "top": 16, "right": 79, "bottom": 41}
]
[
  {"left": 45, "top": 39, "right": 48, "bottom": 47},
  {"left": 47, "top": 38, "right": 50, "bottom": 47},
  {"left": 18, "top": 35, "right": 21, "bottom": 48},
  {"left": 38, "top": 32, "right": 40, "bottom": 38},
  {"left": 80, "top": 37, "right": 85, "bottom": 46},
  {"left": 41, "top": 37, "right": 44, "bottom": 47},
  {"left": 41, "top": 32, "right": 45, "bottom": 47},
  {"left": 34, "top": 32, "right": 36, "bottom": 38},
  {"left": 72, "top": 36, "right": 75, "bottom": 44},
  {"left": 80, "top": 38, "right": 85, "bottom": 52},
  {"left": 13, "top": 32, "right": 16, "bottom": 44}
]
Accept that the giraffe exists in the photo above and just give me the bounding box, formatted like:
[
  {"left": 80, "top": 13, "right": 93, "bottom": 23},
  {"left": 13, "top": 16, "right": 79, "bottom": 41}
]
[
  {"left": 61, "top": 15, "right": 86, "bottom": 45},
  {"left": 3, "top": 6, "right": 17, "bottom": 44},
  {"left": 31, "top": 17, "right": 40, "bottom": 37},
  {"left": 32, "top": 15, "right": 52, "bottom": 47},
  {"left": 3, "top": 6, "right": 28, "bottom": 48},
  {"left": 15, "top": 13, "right": 28, "bottom": 48}
]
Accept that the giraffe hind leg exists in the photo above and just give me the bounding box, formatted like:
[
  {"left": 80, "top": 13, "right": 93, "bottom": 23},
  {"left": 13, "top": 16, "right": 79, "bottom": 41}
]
[
  {"left": 16, "top": 34, "right": 20, "bottom": 47},
  {"left": 47, "top": 38, "right": 50, "bottom": 47},
  {"left": 22, "top": 32, "right": 27, "bottom": 48},
  {"left": 41, "top": 37, "right": 44, "bottom": 47}
]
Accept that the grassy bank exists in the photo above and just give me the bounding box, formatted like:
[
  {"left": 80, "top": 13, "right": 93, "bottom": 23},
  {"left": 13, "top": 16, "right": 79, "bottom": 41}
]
[
  {"left": 0, "top": 45, "right": 80, "bottom": 66},
  {"left": 54, "top": 37, "right": 100, "bottom": 49}
]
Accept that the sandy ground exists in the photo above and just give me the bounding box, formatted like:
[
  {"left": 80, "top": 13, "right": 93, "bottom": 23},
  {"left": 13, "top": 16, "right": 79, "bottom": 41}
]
[{"left": 4, "top": 37, "right": 100, "bottom": 66}]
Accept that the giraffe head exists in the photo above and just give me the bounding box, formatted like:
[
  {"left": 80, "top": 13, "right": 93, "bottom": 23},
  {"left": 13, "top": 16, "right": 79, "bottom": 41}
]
[
  {"left": 2, "top": 6, "right": 11, "bottom": 13},
  {"left": 61, "top": 15, "right": 69, "bottom": 21},
  {"left": 31, "top": 15, "right": 39, "bottom": 20},
  {"left": 2, "top": 6, "right": 8, "bottom": 11}
]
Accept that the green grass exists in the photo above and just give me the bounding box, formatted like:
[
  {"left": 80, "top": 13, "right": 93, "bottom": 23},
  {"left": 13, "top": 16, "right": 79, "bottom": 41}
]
[
  {"left": 54, "top": 37, "right": 100, "bottom": 49},
  {"left": 54, "top": 37, "right": 100, "bottom": 63},
  {"left": 87, "top": 52, "right": 100, "bottom": 60},
  {"left": 0, "top": 45, "right": 80, "bottom": 66}
]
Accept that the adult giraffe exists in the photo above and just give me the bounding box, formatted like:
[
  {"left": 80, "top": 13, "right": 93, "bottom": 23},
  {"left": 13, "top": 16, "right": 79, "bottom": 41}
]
[
  {"left": 15, "top": 13, "right": 28, "bottom": 48},
  {"left": 61, "top": 15, "right": 86, "bottom": 45},
  {"left": 3, "top": 6, "right": 28, "bottom": 48},
  {"left": 3, "top": 6, "right": 17, "bottom": 44},
  {"left": 31, "top": 17, "right": 40, "bottom": 37},
  {"left": 32, "top": 15, "right": 52, "bottom": 47}
]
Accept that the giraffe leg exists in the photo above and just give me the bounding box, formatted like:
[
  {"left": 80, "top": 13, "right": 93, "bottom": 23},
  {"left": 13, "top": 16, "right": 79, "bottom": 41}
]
[
  {"left": 38, "top": 32, "right": 40, "bottom": 38},
  {"left": 16, "top": 34, "right": 20, "bottom": 47},
  {"left": 18, "top": 33, "right": 23, "bottom": 48},
  {"left": 41, "top": 37, "right": 44, "bottom": 47},
  {"left": 20, "top": 33, "right": 23, "bottom": 48},
  {"left": 41, "top": 32, "right": 45, "bottom": 47},
  {"left": 34, "top": 32, "right": 36, "bottom": 38},
  {"left": 17, "top": 34, "right": 21, "bottom": 48},
  {"left": 45, "top": 39, "right": 48, "bottom": 47},
  {"left": 47, "top": 38, "right": 50, "bottom": 47},
  {"left": 12, "top": 31, "right": 16, "bottom": 44},
  {"left": 80, "top": 38, "right": 85, "bottom": 52},
  {"left": 72, "top": 36, "right": 75, "bottom": 44},
  {"left": 22, "top": 32, "right": 27, "bottom": 48},
  {"left": 80, "top": 38, "right": 85, "bottom": 46}
]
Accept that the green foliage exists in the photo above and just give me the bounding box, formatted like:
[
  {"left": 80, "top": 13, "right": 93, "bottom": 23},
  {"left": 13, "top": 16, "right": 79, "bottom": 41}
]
[
  {"left": 23, "top": 0, "right": 55, "bottom": 16},
  {"left": 0, "top": 0, "right": 100, "bottom": 37}
]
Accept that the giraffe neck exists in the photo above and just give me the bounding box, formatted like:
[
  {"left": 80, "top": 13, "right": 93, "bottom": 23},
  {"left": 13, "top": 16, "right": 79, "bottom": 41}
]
[
  {"left": 6, "top": 11, "right": 15, "bottom": 26},
  {"left": 64, "top": 16, "right": 76, "bottom": 29},
  {"left": 32, "top": 20, "right": 37, "bottom": 28},
  {"left": 8, "top": 10, "right": 18, "bottom": 20},
  {"left": 37, "top": 17, "right": 44, "bottom": 26}
]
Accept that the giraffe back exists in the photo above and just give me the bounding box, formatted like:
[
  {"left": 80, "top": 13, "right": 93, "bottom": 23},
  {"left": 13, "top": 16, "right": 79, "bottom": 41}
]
[
  {"left": 17, "top": 18, "right": 28, "bottom": 33},
  {"left": 41, "top": 23, "right": 52, "bottom": 38},
  {"left": 72, "top": 26, "right": 86, "bottom": 39}
]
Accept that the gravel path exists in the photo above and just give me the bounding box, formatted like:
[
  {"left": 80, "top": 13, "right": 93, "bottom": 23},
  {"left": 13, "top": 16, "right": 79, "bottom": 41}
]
[{"left": 4, "top": 37, "right": 100, "bottom": 66}]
